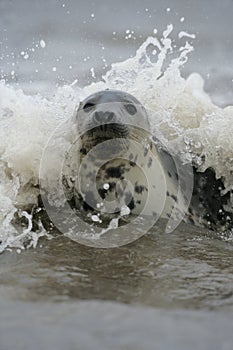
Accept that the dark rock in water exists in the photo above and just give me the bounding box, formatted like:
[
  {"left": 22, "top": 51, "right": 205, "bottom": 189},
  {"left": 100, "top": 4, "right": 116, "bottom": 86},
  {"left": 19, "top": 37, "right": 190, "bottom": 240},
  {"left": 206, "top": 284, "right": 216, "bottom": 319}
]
[{"left": 187, "top": 167, "right": 233, "bottom": 231}]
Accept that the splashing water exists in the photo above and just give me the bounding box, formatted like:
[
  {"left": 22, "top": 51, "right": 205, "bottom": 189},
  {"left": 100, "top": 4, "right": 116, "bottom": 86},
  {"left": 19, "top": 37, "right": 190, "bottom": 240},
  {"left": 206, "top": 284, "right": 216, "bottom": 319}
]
[{"left": 1, "top": 25, "right": 233, "bottom": 252}]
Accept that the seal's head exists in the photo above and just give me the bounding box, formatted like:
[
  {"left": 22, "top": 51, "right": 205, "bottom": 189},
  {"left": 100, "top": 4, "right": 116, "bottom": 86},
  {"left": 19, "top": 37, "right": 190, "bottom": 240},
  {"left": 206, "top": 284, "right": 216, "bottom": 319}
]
[{"left": 76, "top": 90, "right": 150, "bottom": 157}]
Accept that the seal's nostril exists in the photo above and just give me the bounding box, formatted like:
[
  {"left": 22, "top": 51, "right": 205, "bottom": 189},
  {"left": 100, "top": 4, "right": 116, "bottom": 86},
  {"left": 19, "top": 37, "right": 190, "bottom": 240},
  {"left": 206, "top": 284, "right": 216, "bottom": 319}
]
[
  {"left": 93, "top": 111, "right": 115, "bottom": 124},
  {"left": 93, "top": 111, "right": 101, "bottom": 123},
  {"left": 107, "top": 112, "right": 115, "bottom": 122}
]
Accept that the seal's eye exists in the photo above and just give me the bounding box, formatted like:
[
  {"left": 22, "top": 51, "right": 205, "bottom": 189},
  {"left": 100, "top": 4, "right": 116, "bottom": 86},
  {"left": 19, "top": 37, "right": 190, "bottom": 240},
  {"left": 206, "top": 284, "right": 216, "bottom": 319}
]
[
  {"left": 83, "top": 102, "right": 95, "bottom": 112},
  {"left": 125, "top": 103, "right": 137, "bottom": 115}
]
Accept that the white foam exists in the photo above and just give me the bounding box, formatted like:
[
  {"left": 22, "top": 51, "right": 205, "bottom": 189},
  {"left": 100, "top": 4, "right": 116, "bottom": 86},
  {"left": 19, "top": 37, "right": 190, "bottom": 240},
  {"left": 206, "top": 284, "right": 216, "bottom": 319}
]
[
  {"left": 120, "top": 206, "right": 131, "bottom": 216},
  {"left": 0, "top": 82, "right": 78, "bottom": 251},
  {"left": 178, "top": 31, "right": 196, "bottom": 39}
]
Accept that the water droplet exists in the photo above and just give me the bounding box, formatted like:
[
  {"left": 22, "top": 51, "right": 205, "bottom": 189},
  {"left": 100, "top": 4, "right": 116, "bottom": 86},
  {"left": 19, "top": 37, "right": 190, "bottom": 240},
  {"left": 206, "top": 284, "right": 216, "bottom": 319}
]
[
  {"left": 103, "top": 183, "right": 110, "bottom": 190},
  {"left": 40, "top": 40, "right": 46, "bottom": 48}
]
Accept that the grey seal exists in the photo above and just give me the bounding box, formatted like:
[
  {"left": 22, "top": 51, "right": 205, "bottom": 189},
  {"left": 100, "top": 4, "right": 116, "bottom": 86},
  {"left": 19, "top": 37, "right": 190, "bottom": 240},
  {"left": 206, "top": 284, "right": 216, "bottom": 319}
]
[
  {"left": 62, "top": 89, "right": 233, "bottom": 231},
  {"left": 62, "top": 89, "right": 188, "bottom": 229}
]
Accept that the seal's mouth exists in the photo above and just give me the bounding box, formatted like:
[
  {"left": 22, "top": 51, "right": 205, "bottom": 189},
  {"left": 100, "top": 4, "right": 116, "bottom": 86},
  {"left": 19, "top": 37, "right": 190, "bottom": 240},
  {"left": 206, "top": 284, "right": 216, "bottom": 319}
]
[
  {"left": 79, "top": 123, "right": 151, "bottom": 159},
  {"left": 82, "top": 123, "right": 130, "bottom": 145}
]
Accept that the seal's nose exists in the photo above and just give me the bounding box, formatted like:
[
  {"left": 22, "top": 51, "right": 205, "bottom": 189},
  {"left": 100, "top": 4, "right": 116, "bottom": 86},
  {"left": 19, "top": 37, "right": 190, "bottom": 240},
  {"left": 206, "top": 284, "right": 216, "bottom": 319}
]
[{"left": 93, "top": 111, "right": 115, "bottom": 124}]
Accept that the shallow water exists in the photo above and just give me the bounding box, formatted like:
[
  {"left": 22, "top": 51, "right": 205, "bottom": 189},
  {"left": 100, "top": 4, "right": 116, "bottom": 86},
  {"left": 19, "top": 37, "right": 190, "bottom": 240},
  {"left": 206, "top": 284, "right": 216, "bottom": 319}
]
[
  {"left": 1, "top": 223, "right": 233, "bottom": 349},
  {"left": 1, "top": 223, "right": 233, "bottom": 310},
  {"left": 1, "top": 0, "right": 233, "bottom": 348}
]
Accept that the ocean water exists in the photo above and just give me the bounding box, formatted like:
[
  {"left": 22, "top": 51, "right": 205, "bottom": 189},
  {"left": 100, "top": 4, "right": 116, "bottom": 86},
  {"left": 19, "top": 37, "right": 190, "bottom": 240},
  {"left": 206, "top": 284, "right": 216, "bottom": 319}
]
[{"left": 1, "top": 0, "right": 233, "bottom": 349}]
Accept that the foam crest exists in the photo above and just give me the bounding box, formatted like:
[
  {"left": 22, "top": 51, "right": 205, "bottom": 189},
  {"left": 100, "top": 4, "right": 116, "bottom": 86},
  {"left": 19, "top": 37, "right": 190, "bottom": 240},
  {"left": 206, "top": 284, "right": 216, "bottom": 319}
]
[{"left": 0, "top": 83, "right": 78, "bottom": 251}]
